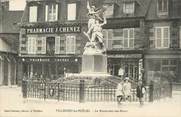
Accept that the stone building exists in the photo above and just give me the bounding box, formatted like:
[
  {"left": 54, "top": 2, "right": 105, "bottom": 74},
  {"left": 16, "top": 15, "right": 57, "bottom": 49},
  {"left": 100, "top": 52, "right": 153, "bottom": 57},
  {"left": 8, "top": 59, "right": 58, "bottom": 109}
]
[
  {"left": 18, "top": 0, "right": 181, "bottom": 84},
  {"left": 0, "top": 0, "right": 23, "bottom": 86}
]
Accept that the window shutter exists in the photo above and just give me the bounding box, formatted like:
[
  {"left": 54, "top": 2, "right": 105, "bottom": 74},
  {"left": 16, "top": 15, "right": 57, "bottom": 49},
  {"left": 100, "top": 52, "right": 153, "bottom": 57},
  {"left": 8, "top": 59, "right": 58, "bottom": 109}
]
[
  {"left": 103, "top": 30, "right": 108, "bottom": 48},
  {"left": 55, "top": 4, "right": 58, "bottom": 21},
  {"left": 60, "top": 35, "right": 65, "bottom": 53},
  {"left": 45, "top": 5, "right": 48, "bottom": 21},
  {"left": 33, "top": 38, "right": 37, "bottom": 54},
  {"left": 123, "top": 29, "right": 129, "bottom": 48},
  {"left": 75, "top": 35, "right": 81, "bottom": 54},
  {"left": 55, "top": 36, "right": 60, "bottom": 54},
  {"left": 66, "top": 36, "right": 76, "bottom": 54},
  {"left": 108, "top": 29, "right": 113, "bottom": 49},
  {"left": 29, "top": 6, "right": 37, "bottom": 22},
  {"left": 27, "top": 36, "right": 36, "bottom": 54},
  {"left": 41, "top": 37, "right": 46, "bottom": 54},
  {"left": 20, "top": 29, "right": 27, "bottom": 54},
  {"left": 36, "top": 38, "right": 42, "bottom": 54},
  {"left": 155, "top": 28, "right": 162, "bottom": 48},
  {"left": 163, "top": 27, "right": 169, "bottom": 48},
  {"left": 129, "top": 28, "right": 134, "bottom": 48},
  {"left": 149, "top": 28, "right": 155, "bottom": 48}
]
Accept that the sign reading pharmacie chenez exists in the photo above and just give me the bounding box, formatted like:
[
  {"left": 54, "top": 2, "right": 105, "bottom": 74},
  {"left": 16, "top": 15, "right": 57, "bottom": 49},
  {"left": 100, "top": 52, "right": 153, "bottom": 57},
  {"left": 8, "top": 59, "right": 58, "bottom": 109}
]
[{"left": 25, "top": 24, "right": 81, "bottom": 34}]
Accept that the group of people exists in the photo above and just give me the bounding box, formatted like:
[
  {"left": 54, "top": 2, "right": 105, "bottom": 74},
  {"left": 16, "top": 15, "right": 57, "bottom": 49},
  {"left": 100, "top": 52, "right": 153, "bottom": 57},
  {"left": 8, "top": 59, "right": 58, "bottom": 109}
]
[{"left": 116, "top": 77, "right": 146, "bottom": 106}]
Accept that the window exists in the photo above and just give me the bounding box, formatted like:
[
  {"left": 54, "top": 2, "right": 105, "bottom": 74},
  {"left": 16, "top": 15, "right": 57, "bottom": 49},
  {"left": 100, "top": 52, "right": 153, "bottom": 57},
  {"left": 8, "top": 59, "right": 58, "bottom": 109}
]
[
  {"left": 123, "top": 2, "right": 135, "bottom": 14},
  {"left": 123, "top": 28, "right": 134, "bottom": 48},
  {"left": 67, "top": 3, "right": 76, "bottom": 20},
  {"left": 106, "top": 28, "right": 135, "bottom": 49},
  {"left": 161, "top": 59, "right": 177, "bottom": 71},
  {"left": 45, "top": 4, "right": 58, "bottom": 22},
  {"left": 29, "top": 6, "right": 37, "bottom": 22},
  {"left": 155, "top": 26, "right": 170, "bottom": 48},
  {"left": 103, "top": 4, "right": 114, "bottom": 17},
  {"left": 27, "top": 36, "right": 37, "bottom": 54},
  {"left": 66, "top": 35, "right": 76, "bottom": 54},
  {"left": 157, "top": 0, "right": 168, "bottom": 15}
]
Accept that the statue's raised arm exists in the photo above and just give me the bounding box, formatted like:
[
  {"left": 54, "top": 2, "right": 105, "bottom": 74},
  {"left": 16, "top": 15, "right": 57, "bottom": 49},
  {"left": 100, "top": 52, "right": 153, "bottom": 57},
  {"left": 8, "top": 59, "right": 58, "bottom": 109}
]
[
  {"left": 87, "top": 1, "right": 96, "bottom": 15},
  {"left": 87, "top": 1, "right": 91, "bottom": 11}
]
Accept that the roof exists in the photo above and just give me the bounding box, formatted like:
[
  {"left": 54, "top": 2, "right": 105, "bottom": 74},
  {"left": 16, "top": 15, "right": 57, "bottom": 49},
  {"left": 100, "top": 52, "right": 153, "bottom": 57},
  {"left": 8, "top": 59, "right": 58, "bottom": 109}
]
[
  {"left": 0, "top": 33, "right": 19, "bottom": 53},
  {"left": 1, "top": 10, "right": 23, "bottom": 33},
  {"left": 146, "top": 0, "right": 181, "bottom": 20},
  {"left": 107, "top": 0, "right": 152, "bottom": 18}
]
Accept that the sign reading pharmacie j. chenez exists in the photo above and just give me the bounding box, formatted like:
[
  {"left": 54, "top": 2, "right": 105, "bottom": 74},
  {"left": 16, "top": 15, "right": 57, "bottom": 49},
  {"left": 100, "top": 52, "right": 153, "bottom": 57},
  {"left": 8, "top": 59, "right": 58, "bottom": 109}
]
[{"left": 25, "top": 24, "right": 81, "bottom": 34}]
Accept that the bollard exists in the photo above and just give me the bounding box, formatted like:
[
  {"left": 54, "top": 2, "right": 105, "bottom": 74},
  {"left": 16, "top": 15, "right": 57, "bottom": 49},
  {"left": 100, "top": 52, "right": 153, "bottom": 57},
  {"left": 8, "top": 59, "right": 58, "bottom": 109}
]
[
  {"left": 79, "top": 80, "right": 85, "bottom": 103},
  {"left": 149, "top": 81, "right": 154, "bottom": 102},
  {"left": 22, "top": 80, "right": 27, "bottom": 98}
]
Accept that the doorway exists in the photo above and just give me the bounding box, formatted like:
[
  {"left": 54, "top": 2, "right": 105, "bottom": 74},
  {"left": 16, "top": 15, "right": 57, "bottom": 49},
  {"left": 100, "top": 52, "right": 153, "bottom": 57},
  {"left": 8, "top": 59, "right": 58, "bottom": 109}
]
[{"left": 46, "top": 37, "right": 55, "bottom": 55}]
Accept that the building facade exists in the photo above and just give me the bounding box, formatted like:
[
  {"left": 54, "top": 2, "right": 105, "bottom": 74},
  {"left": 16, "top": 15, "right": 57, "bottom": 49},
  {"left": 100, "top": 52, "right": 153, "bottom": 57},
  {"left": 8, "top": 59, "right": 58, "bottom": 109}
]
[
  {"left": 18, "top": 0, "right": 90, "bottom": 83},
  {"left": 0, "top": 1, "right": 23, "bottom": 86},
  {"left": 18, "top": 0, "right": 181, "bottom": 84}
]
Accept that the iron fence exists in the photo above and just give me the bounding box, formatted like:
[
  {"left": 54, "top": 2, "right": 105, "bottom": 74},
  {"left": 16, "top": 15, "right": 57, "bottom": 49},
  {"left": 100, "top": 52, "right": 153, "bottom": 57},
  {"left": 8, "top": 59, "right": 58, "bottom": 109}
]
[{"left": 22, "top": 79, "right": 172, "bottom": 103}]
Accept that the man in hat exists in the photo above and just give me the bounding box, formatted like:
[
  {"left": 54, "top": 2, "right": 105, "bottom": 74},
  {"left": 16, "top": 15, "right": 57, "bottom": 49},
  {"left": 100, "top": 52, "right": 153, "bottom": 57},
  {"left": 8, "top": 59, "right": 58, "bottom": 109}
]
[
  {"left": 136, "top": 80, "right": 146, "bottom": 106},
  {"left": 122, "top": 77, "right": 132, "bottom": 101}
]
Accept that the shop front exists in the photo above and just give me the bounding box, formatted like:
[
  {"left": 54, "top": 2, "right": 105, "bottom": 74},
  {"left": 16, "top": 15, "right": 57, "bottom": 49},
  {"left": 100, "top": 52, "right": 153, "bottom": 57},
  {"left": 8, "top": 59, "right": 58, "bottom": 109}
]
[
  {"left": 145, "top": 54, "right": 181, "bottom": 83},
  {"left": 21, "top": 57, "right": 81, "bottom": 80},
  {"left": 107, "top": 52, "right": 143, "bottom": 81}
]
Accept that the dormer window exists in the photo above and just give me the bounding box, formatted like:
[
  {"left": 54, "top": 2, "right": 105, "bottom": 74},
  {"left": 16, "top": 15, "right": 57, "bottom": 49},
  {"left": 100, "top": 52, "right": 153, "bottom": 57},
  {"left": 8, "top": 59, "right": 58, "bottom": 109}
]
[
  {"left": 123, "top": 2, "right": 135, "bottom": 14},
  {"left": 157, "top": 0, "right": 168, "bottom": 16},
  {"left": 29, "top": 6, "right": 38, "bottom": 22},
  {"left": 103, "top": 4, "right": 114, "bottom": 18},
  {"left": 45, "top": 4, "right": 58, "bottom": 22},
  {"left": 67, "top": 3, "right": 77, "bottom": 21}
]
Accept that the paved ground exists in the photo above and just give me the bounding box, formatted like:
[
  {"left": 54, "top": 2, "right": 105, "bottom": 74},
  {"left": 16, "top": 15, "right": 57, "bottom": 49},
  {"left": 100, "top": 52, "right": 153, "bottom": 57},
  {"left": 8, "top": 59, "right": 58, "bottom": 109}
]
[{"left": 0, "top": 86, "right": 181, "bottom": 117}]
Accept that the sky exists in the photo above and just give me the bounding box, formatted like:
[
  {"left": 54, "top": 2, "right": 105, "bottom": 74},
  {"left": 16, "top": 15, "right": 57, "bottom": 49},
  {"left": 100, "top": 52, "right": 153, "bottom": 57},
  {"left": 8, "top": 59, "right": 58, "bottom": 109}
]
[{"left": 9, "top": 0, "right": 26, "bottom": 11}]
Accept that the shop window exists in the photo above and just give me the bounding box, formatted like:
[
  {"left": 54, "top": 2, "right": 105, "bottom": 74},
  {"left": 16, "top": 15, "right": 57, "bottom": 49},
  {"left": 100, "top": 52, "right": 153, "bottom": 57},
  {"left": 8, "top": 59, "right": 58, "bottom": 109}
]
[
  {"left": 155, "top": 26, "right": 170, "bottom": 48},
  {"left": 27, "top": 36, "right": 37, "bottom": 54},
  {"left": 29, "top": 6, "right": 37, "bottom": 22},
  {"left": 67, "top": 3, "right": 76, "bottom": 21},
  {"left": 45, "top": 4, "right": 58, "bottom": 22},
  {"left": 66, "top": 35, "right": 76, "bottom": 54},
  {"left": 157, "top": 0, "right": 168, "bottom": 16},
  {"left": 123, "top": 2, "right": 135, "bottom": 14}
]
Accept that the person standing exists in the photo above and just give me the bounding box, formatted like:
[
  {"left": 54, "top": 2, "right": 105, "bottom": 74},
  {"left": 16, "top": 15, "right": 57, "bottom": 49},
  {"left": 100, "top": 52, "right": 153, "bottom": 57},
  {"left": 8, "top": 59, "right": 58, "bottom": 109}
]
[
  {"left": 136, "top": 80, "right": 146, "bottom": 106},
  {"left": 116, "top": 81, "right": 124, "bottom": 105},
  {"left": 122, "top": 77, "right": 132, "bottom": 101}
]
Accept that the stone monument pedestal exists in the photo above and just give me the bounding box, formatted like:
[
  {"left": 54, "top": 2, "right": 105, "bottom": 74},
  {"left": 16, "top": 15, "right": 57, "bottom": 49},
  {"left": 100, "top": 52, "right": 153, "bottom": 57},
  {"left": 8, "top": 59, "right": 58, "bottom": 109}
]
[{"left": 82, "top": 54, "right": 107, "bottom": 74}]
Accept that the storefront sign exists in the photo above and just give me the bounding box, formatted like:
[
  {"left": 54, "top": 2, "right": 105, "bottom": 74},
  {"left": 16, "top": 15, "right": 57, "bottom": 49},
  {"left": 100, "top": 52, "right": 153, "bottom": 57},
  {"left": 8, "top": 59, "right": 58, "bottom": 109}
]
[
  {"left": 108, "top": 54, "right": 142, "bottom": 58},
  {"left": 22, "top": 58, "right": 79, "bottom": 62},
  {"left": 26, "top": 25, "right": 81, "bottom": 34}
]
